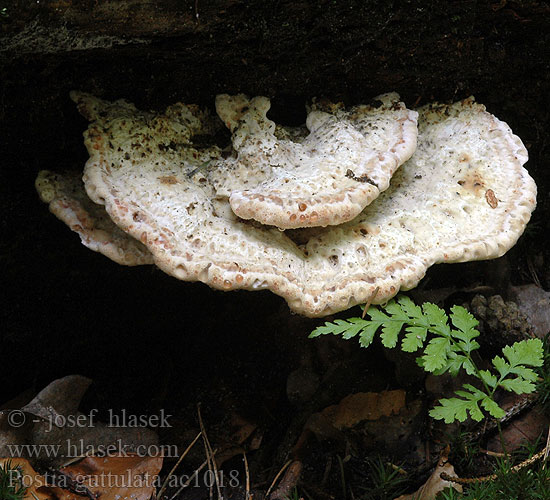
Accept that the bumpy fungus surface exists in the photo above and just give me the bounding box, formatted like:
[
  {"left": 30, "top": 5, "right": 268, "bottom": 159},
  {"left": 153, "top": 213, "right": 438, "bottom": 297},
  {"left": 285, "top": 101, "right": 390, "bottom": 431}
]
[
  {"left": 36, "top": 170, "right": 153, "bottom": 266},
  {"left": 211, "top": 93, "right": 418, "bottom": 228},
  {"left": 41, "top": 93, "right": 536, "bottom": 317}
]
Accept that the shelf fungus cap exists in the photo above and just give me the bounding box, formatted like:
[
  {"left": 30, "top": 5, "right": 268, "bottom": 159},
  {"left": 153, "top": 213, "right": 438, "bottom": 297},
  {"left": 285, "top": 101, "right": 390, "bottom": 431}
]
[
  {"left": 211, "top": 92, "right": 418, "bottom": 228},
  {"left": 72, "top": 93, "right": 535, "bottom": 317},
  {"left": 36, "top": 170, "right": 153, "bottom": 266}
]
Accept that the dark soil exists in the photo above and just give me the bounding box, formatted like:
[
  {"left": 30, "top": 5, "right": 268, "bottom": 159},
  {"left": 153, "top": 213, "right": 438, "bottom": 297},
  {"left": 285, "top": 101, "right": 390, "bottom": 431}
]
[{"left": 1, "top": 1, "right": 550, "bottom": 497}]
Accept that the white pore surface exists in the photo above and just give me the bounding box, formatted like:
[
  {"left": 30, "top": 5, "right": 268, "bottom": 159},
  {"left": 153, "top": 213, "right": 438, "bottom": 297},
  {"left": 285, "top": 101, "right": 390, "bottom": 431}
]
[
  {"left": 210, "top": 93, "right": 418, "bottom": 228},
  {"left": 75, "top": 92, "right": 536, "bottom": 317}
]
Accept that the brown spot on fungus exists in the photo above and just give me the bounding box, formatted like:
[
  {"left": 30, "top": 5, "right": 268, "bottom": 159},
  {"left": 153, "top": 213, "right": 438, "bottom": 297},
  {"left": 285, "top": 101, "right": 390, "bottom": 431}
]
[
  {"left": 457, "top": 169, "right": 485, "bottom": 194},
  {"left": 159, "top": 175, "right": 179, "bottom": 185},
  {"left": 485, "top": 189, "right": 498, "bottom": 208}
]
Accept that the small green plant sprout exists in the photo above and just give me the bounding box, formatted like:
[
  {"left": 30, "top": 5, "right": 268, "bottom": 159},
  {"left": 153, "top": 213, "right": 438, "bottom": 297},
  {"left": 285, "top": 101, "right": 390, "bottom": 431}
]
[
  {"left": 360, "top": 457, "right": 408, "bottom": 500},
  {"left": 310, "top": 295, "right": 544, "bottom": 424},
  {"left": 0, "top": 460, "right": 28, "bottom": 500}
]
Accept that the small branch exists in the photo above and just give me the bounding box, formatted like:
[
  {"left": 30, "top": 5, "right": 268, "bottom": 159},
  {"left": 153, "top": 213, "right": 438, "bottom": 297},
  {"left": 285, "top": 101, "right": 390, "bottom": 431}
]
[
  {"left": 157, "top": 431, "right": 202, "bottom": 499},
  {"left": 442, "top": 447, "right": 547, "bottom": 484}
]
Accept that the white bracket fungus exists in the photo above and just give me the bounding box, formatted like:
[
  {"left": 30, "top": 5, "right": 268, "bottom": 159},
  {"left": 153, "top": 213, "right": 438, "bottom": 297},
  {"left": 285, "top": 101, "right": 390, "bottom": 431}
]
[
  {"left": 36, "top": 170, "right": 154, "bottom": 266},
  {"left": 211, "top": 93, "right": 418, "bottom": 228},
  {"left": 37, "top": 93, "right": 536, "bottom": 317}
]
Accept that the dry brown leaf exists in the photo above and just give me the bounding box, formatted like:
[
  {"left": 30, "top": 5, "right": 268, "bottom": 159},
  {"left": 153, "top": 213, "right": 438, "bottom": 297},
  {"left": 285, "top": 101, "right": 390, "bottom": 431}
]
[
  {"left": 0, "top": 393, "right": 33, "bottom": 459},
  {"left": 227, "top": 413, "right": 257, "bottom": 446},
  {"left": 60, "top": 455, "right": 163, "bottom": 500},
  {"left": 511, "top": 284, "right": 550, "bottom": 338},
  {"left": 321, "top": 390, "right": 406, "bottom": 429},
  {"left": 13, "top": 376, "right": 158, "bottom": 468},
  {"left": 394, "top": 447, "right": 462, "bottom": 500},
  {"left": 487, "top": 395, "right": 549, "bottom": 453},
  {"left": 294, "top": 390, "right": 408, "bottom": 456},
  {"left": 47, "top": 487, "right": 88, "bottom": 500},
  {"left": 21, "top": 376, "right": 92, "bottom": 422},
  {"left": 0, "top": 457, "right": 55, "bottom": 500},
  {"left": 209, "top": 411, "right": 258, "bottom": 466},
  {"left": 359, "top": 399, "right": 425, "bottom": 462}
]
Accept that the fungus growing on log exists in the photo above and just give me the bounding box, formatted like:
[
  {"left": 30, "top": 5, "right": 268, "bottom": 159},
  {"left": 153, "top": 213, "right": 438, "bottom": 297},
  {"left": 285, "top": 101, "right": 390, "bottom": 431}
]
[
  {"left": 36, "top": 170, "right": 153, "bottom": 266},
  {"left": 37, "top": 94, "right": 536, "bottom": 317},
  {"left": 211, "top": 93, "right": 418, "bottom": 228}
]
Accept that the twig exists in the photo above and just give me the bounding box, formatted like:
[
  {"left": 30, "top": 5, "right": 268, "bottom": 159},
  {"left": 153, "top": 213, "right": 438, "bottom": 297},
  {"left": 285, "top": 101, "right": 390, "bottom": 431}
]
[
  {"left": 442, "top": 447, "right": 547, "bottom": 484},
  {"left": 168, "top": 452, "right": 217, "bottom": 500},
  {"left": 321, "top": 456, "right": 332, "bottom": 487},
  {"left": 51, "top": 471, "right": 97, "bottom": 500},
  {"left": 389, "top": 463, "right": 407, "bottom": 475},
  {"left": 60, "top": 446, "right": 96, "bottom": 468},
  {"left": 269, "top": 461, "right": 302, "bottom": 500},
  {"left": 480, "top": 448, "right": 506, "bottom": 458},
  {"left": 527, "top": 254, "right": 542, "bottom": 288},
  {"left": 337, "top": 455, "right": 346, "bottom": 500},
  {"left": 543, "top": 425, "right": 550, "bottom": 468},
  {"left": 157, "top": 431, "right": 202, "bottom": 499},
  {"left": 361, "top": 287, "right": 379, "bottom": 319},
  {"left": 198, "top": 404, "right": 222, "bottom": 500},
  {"left": 203, "top": 439, "right": 213, "bottom": 500},
  {"left": 243, "top": 453, "right": 250, "bottom": 499},
  {"left": 265, "top": 459, "right": 292, "bottom": 498}
]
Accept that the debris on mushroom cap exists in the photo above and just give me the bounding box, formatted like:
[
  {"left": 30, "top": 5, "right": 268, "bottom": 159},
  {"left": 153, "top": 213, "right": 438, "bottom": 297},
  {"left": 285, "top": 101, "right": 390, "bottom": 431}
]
[
  {"left": 35, "top": 170, "right": 154, "bottom": 266},
  {"left": 69, "top": 92, "right": 535, "bottom": 317},
  {"left": 211, "top": 92, "right": 418, "bottom": 229}
]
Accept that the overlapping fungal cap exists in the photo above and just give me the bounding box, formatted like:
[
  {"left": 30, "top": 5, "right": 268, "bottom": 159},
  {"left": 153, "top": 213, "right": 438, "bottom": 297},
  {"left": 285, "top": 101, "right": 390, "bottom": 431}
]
[
  {"left": 210, "top": 93, "right": 418, "bottom": 228},
  {"left": 35, "top": 170, "right": 154, "bottom": 266},
  {"left": 66, "top": 92, "right": 535, "bottom": 317}
]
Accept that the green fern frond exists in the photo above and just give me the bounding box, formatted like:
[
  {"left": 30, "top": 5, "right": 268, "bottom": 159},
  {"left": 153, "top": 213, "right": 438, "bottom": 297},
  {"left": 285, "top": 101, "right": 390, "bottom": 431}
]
[{"left": 309, "top": 295, "right": 544, "bottom": 424}]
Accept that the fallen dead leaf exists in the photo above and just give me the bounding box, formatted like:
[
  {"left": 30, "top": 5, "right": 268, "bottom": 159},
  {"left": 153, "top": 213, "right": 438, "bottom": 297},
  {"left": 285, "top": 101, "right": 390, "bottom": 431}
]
[
  {"left": 60, "top": 454, "right": 163, "bottom": 500},
  {"left": 394, "top": 447, "right": 462, "bottom": 500},
  {"left": 487, "top": 394, "right": 549, "bottom": 453},
  {"left": 227, "top": 412, "right": 257, "bottom": 447},
  {"left": 359, "top": 399, "right": 425, "bottom": 462},
  {"left": 0, "top": 457, "right": 55, "bottom": 500},
  {"left": 1, "top": 389, "right": 38, "bottom": 459},
  {"left": 47, "top": 487, "right": 88, "bottom": 500},
  {"left": 21, "top": 375, "right": 92, "bottom": 422},
  {"left": 208, "top": 410, "right": 259, "bottom": 466},
  {"left": 269, "top": 460, "right": 302, "bottom": 500},
  {"left": 5, "top": 375, "right": 159, "bottom": 468},
  {"left": 293, "top": 390, "right": 409, "bottom": 460},
  {"left": 322, "top": 390, "right": 406, "bottom": 429},
  {"left": 510, "top": 284, "right": 550, "bottom": 338}
]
